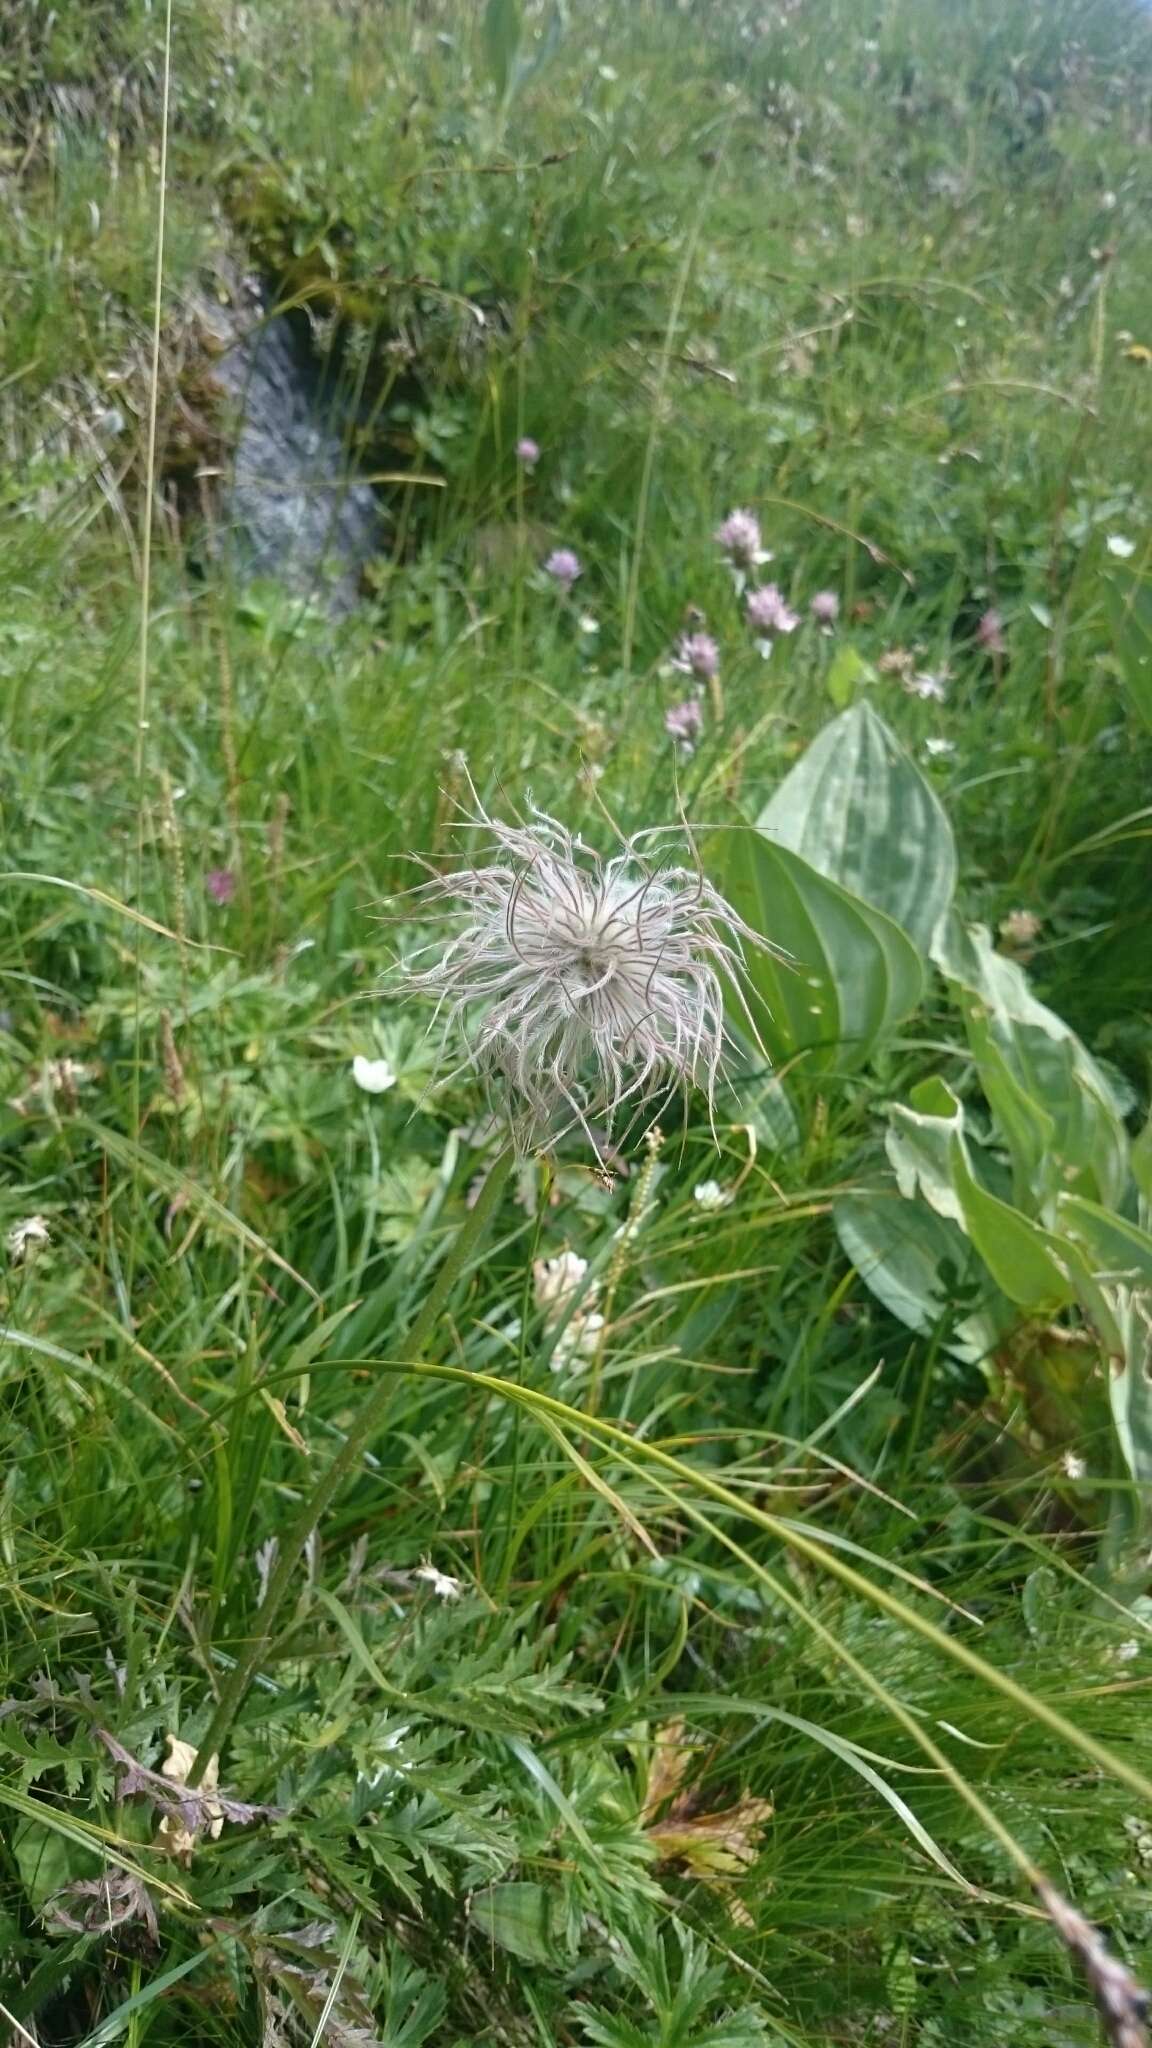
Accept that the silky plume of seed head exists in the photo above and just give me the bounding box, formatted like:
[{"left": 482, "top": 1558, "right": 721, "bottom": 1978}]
[{"left": 394, "top": 797, "right": 770, "bottom": 1152}]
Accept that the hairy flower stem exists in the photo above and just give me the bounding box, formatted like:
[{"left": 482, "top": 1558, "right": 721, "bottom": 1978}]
[{"left": 189, "top": 1143, "right": 516, "bottom": 1780}]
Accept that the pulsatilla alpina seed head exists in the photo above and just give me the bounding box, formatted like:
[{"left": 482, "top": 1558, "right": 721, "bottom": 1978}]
[{"left": 399, "top": 801, "right": 766, "bottom": 1151}]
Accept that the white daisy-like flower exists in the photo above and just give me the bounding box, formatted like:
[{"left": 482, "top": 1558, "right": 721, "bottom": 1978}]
[
  {"left": 6, "top": 1215, "right": 51, "bottom": 1265},
  {"left": 351, "top": 1055, "right": 397, "bottom": 1095},
  {"left": 397, "top": 796, "right": 768, "bottom": 1150},
  {"left": 693, "top": 1178, "right": 733, "bottom": 1211},
  {"left": 1107, "top": 533, "right": 1136, "bottom": 559}
]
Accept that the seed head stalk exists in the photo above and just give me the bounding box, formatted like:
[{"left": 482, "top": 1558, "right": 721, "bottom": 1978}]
[{"left": 189, "top": 1142, "right": 515, "bottom": 1781}]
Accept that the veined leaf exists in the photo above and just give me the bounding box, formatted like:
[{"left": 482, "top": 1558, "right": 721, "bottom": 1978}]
[
  {"left": 1054, "top": 1195, "right": 1152, "bottom": 1290},
  {"left": 1105, "top": 1287, "right": 1152, "bottom": 1486},
  {"left": 884, "top": 1077, "right": 967, "bottom": 1225},
  {"left": 934, "top": 918, "right": 1128, "bottom": 1209},
  {"left": 834, "top": 1184, "right": 1012, "bottom": 1364},
  {"left": 718, "top": 826, "right": 925, "bottom": 1074},
  {"left": 976, "top": 1038, "right": 1060, "bottom": 1217},
  {"left": 949, "top": 1137, "right": 1075, "bottom": 1313},
  {"left": 757, "top": 701, "right": 956, "bottom": 952}
]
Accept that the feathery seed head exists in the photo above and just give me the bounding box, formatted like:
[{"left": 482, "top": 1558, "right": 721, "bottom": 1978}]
[{"left": 398, "top": 799, "right": 764, "bottom": 1151}]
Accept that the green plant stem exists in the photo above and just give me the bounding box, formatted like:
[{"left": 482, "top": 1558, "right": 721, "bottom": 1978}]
[{"left": 189, "top": 1142, "right": 516, "bottom": 1779}]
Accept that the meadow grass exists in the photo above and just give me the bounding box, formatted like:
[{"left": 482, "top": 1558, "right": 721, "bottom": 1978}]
[{"left": 2, "top": 0, "right": 1152, "bottom": 2041}]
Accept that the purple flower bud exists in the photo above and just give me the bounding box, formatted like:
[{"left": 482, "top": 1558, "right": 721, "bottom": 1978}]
[
  {"left": 516, "top": 436, "right": 540, "bottom": 467},
  {"left": 672, "top": 631, "right": 720, "bottom": 682},
  {"left": 544, "top": 547, "right": 582, "bottom": 590},
  {"left": 810, "top": 590, "right": 840, "bottom": 625},
  {"left": 205, "top": 868, "right": 237, "bottom": 906},
  {"left": 746, "top": 585, "right": 799, "bottom": 636}
]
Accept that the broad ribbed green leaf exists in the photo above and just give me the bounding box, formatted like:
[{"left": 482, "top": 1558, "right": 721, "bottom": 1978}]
[
  {"left": 949, "top": 1138, "right": 1075, "bottom": 1313},
  {"left": 884, "top": 1078, "right": 967, "bottom": 1225},
  {"left": 934, "top": 918, "right": 1129, "bottom": 1209},
  {"left": 977, "top": 1039, "right": 1060, "bottom": 1217},
  {"left": 1054, "top": 1195, "right": 1152, "bottom": 1288},
  {"left": 757, "top": 702, "right": 956, "bottom": 953},
  {"left": 834, "top": 1185, "right": 1013, "bottom": 1364},
  {"left": 719, "top": 826, "right": 925, "bottom": 1074},
  {"left": 1106, "top": 1287, "right": 1152, "bottom": 1486}
]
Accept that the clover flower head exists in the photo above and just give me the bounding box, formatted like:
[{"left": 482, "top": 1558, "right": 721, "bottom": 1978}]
[
  {"left": 715, "top": 508, "right": 770, "bottom": 570},
  {"left": 205, "top": 868, "right": 237, "bottom": 906},
  {"left": 746, "top": 584, "right": 799, "bottom": 637},
  {"left": 7, "top": 1215, "right": 51, "bottom": 1265},
  {"left": 397, "top": 795, "right": 767, "bottom": 1151},
  {"left": 672, "top": 631, "right": 720, "bottom": 683},
  {"left": 810, "top": 589, "right": 840, "bottom": 625},
  {"left": 516, "top": 436, "right": 540, "bottom": 467},
  {"left": 976, "top": 606, "right": 1006, "bottom": 653},
  {"left": 999, "top": 907, "right": 1041, "bottom": 951},
  {"left": 544, "top": 547, "right": 582, "bottom": 590},
  {"left": 665, "top": 698, "right": 704, "bottom": 747}
]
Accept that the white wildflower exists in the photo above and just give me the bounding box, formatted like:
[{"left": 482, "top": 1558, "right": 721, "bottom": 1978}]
[
  {"left": 551, "top": 1309, "right": 606, "bottom": 1372},
  {"left": 924, "top": 737, "right": 956, "bottom": 758},
  {"left": 1107, "top": 534, "right": 1136, "bottom": 559},
  {"left": 397, "top": 795, "right": 768, "bottom": 1149},
  {"left": 903, "top": 671, "right": 948, "bottom": 701},
  {"left": 351, "top": 1054, "right": 397, "bottom": 1094},
  {"left": 7, "top": 1215, "right": 51, "bottom": 1264},
  {"left": 1062, "top": 1451, "right": 1087, "bottom": 1481},
  {"left": 412, "top": 1563, "right": 463, "bottom": 1601},
  {"left": 1000, "top": 908, "right": 1042, "bottom": 949},
  {"left": 693, "top": 1179, "right": 733, "bottom": 1211},
  {"left": 10, "top": 1057, "right": 96, "bottom": 1116},
  {"left": 533, "top": 1249, "right": 597, "bottom": 1321}
]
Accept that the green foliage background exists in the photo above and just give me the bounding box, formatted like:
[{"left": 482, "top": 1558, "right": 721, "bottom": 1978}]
[{"left": 2, "top": 0, "right": 1152, "bottom": 2041}]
